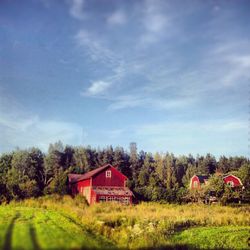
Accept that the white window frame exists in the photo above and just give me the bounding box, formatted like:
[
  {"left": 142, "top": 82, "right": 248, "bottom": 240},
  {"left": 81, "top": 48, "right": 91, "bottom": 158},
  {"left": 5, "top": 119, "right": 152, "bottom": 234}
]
[
  {"left": 106, "top": 170, "right": 112, "bottom": 178},
  {"left": 227, "top": 181, "right": 234, "bottom": 187}
]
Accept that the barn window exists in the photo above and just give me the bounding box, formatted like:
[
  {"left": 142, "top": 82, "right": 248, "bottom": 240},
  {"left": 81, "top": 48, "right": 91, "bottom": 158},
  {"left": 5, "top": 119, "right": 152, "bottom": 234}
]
[
  {"left": 193, "top": 181, "right": 198, "bottom": 188},
  {"left": 106, "top": 170, "right": 112, "bottom": 178},
  {"left": 228, "top": 181, "right": 234, "bottom": 187},
  {"left": 123, "top": 197, "right": 130, "bottom": 204},
  {"left": 99, "top": 196, "right": 106, "bottom": 202}
]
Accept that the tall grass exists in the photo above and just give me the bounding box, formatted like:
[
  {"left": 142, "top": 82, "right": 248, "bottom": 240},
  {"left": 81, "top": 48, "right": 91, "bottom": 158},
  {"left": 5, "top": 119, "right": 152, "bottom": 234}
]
[{"left": 9, "top": 195, "right": 250, "bottom": 249}]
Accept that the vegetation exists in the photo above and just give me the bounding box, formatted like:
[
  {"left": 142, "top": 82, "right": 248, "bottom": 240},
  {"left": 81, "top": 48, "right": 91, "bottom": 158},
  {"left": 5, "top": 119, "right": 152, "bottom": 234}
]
[
  {"left": 2, "top": 195, "right": 249, "bottom": 249},
  {"left": 0, "top": 203, "right": 113, "bottom": 249},
  {"left": 0, "top": 141, "right": 249, "bottom": 204}
]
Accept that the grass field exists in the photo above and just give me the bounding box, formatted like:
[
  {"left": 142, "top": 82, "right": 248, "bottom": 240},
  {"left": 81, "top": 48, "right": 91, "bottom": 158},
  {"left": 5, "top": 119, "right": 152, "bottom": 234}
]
[
  {"left": 0, "top": 196, "right": 249, "bottom": 249},
  {"left": 0, "top": 206, "right": 114, "bottom": 250}
]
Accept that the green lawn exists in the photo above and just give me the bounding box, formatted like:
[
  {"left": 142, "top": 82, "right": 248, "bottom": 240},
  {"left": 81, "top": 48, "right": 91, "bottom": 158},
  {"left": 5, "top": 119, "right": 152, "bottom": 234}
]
[
  {"left": 170, "top": 226, "right": 250, "bottom": 249},
  {"left": 0, "top": 206, "right": 114, "bottom": 250}
]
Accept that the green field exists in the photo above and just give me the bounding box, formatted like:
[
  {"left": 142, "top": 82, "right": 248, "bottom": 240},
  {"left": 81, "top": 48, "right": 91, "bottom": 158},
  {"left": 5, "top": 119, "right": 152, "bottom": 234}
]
[
  {"left": 0, "top": 197, "right": 249, "bottom": 249},
  {"left": 0, "top": 206, "right": 114, "bottom": 250}
]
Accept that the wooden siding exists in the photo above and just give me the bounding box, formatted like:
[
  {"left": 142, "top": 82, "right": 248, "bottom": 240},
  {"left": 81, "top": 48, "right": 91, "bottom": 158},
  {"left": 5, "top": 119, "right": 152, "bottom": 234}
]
[{"left": 92, "top": 166, "right": 126, "bottom": 187}]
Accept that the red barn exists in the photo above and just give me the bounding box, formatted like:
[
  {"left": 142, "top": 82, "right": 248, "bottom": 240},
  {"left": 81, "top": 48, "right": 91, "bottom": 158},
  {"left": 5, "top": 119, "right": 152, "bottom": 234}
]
[
  {"left": 190, "top": 175, "right": 209, "bottom": 190},
  {"left": 190, "top": 174, "right": 243, "bottom": 190},
  {"left": 68, "top": 164, "right": 133, "bottom": 205},
  {"left": 223, "top": 174, "right": 243, "bottom": 188}
]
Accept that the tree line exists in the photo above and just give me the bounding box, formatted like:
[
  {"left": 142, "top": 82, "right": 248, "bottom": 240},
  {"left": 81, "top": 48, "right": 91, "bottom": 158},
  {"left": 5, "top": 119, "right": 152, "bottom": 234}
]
[{"left": 0, "top": 141, "right": 249, "bottom": 203}]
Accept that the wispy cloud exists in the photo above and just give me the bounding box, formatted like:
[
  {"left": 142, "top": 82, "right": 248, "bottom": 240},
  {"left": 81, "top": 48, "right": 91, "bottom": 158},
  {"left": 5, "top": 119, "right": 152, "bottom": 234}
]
[
  {"left": 143, "top": 3, "right": 168, "bottom": 33},
  {"left": 69, "top": 0, "right": 85, "bottom": 20},
  {"left": 83, "top": 81, "right": 112, "bottom": 96},
  {"left": 139, "top": 0, "right": 171, "bottom": 45},
  {"left": 75, "top": 29, "right": 119, "bottom": 65},
  {"left": 0, "top": 92, "right": 83, "bottom": 152},
  {"left": 205, "top": 40, "right": 250, "bottom": 87},
  {"left": 107, "top": 94, "right": 194, "bottom": 111},
  {"left": 75, "top": 1, "right": 249, "bottom": 120},
  {"left": 107, "top": 10, "right": 127, "bottom": 26},
  {"left": 133, "top": 119, "right": 247, "bottom": 156},
  {"left": 134, "top": 120, "right": 247, "bottom": 136}
]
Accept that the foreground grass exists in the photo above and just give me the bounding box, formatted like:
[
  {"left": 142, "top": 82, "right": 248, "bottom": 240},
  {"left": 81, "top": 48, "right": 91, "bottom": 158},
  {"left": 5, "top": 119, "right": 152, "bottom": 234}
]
[
  {"left": 0, "top": 205, "right": 114, "bottom": 250},
  {"left": 2, "top": 196, "right": 250, "bottom": 249},
  {"left": 171, "top": 226, "right": 250, "bottom": 249}
]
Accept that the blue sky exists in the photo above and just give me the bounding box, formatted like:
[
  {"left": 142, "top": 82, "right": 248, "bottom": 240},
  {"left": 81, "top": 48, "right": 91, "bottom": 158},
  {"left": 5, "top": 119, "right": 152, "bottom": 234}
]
[{"left": 0, "top": 0, "right": 249, "bottom": 157}]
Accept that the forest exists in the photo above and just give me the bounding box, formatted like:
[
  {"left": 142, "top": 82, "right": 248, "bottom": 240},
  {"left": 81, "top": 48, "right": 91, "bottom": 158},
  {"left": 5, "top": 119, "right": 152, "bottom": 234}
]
[{"left": 0, "top": 141, "right": 249, "bottom": 204}]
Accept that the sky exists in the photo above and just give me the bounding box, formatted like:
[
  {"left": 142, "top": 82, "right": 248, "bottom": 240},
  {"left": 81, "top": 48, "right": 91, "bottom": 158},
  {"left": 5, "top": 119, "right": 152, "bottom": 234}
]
[{"left": 0, "top": 0, "right": 249, "bottom": 157}]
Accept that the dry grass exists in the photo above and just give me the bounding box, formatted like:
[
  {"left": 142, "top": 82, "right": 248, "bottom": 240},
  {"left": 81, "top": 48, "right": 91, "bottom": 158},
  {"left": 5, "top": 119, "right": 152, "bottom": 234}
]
[{"left": 9, "top": 195, "right": 250, "bottom": 249}]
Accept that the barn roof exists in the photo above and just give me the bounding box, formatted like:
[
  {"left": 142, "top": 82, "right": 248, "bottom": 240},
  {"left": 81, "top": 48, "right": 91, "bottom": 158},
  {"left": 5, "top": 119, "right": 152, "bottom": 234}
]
[
  {"left": 223, "top": 174, "right": 243, "bottom": 185},
  {"left": 68, "top": 164, "right": 122, "bottom": 183},
  {"left": 195, "top": 175, "right": 209, "bottom": 183},
  {"left": 92, "top": 186, "right": 133, "bottom": 196},
  {"left": 68, "top": 174, "right": 85, "bottom": 183}
]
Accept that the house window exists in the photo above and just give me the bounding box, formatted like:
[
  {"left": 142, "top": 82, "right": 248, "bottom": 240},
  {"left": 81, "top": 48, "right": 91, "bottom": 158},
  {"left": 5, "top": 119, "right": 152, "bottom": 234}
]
[
  {"left": 106, "top": 170, "right": 111, "bottom": 178},
  {"left": 99, "top": 196, "right": 106, "bottom": 202},
  {"left": 123, "top": 197, "right": 130, "bottom": 204},
  {"left": 193, "top": 181, "right": 198, "bottom": 188},
  {"left": 227, "top": 181, "right": 234, "bottom": 187}
]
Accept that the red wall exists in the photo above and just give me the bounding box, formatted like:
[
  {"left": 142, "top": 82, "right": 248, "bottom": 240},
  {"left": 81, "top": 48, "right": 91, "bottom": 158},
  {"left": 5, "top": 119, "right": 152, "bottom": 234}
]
[
  {"left": 90, "top": 189, "right": 96, "bottom": 205},
  {"left": 92, "top": 166, "right": 126, "bottom": 187},
  {"left": 191, "top": 176, "right": 201, "bottom": 189},
  {"left": 223, "top": 175, "right": 241, "bottom": 187},
  {"left": 70, "top": 179, "right": 91, "bottom": 195}
]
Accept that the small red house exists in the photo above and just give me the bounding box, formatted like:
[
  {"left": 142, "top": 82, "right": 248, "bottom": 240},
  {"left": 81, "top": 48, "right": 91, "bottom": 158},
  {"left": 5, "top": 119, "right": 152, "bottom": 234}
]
[
  {"left": 190, "top": 175, "right": 209, "bottom": 190},
  {"left": 223, "top": 174, "right": 243, "bottom": 188},
  {"left": 190, "top": 174, "right": 243, "bottom": 190},
  {"left": 68, "top": 164, "right": 133, "bottom": 205}
]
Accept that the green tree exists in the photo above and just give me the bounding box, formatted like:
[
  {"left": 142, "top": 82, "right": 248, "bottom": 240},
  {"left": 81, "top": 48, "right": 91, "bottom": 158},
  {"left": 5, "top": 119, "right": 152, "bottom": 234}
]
[
  {"left": 165, "top": 153, "right": 177, "bottom": 189},
  {"left": 205, "top": 175, "right": 225, "bottom": 200},
  {"left": 0, "top": 153, "right": 13, "bottom": 200},
  {"left": 73, "top": 146, "right": 88, "bottom": 173}
]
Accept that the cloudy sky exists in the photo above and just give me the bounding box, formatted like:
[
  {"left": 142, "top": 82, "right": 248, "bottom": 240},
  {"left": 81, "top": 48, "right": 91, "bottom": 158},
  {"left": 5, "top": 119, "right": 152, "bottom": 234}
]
[{"left": 0, "top": 0, "right": 249, "bottom": 157}]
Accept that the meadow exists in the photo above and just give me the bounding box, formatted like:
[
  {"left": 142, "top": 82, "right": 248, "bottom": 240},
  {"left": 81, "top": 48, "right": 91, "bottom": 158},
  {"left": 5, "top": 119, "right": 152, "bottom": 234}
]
[{"left": 0, "top": 195, "right": 249, "bottom": 249}]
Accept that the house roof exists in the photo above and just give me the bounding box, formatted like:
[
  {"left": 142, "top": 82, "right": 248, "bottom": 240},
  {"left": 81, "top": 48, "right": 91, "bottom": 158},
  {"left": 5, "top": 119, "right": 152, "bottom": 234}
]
[
  {"left": 195, "top": 175, "right": 209, "bottom": 183},
  {"left": 68, "top": 164, "right": 120, "bottom": 183},
  {"left": 68, "top": 174, "right": 82, "bottom": 182},
  {"left": 223, "top": 174, "right": 243, "bottom": 185},
  {"left": 92, "top": 186, "right": 133, "bottom": 196}
]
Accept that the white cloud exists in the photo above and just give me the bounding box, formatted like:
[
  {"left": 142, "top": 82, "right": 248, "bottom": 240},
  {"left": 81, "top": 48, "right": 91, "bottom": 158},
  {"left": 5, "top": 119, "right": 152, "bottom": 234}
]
[
  {"left": 228, "top": 55, "right": 250, "bottom": 68},
  {"left": 69, "top": 0, "right": 85, "bottom": 20},
  {"left": 145, "top": 13, "right": 168, "bottom": 33},
  {"left": 135, "top": 120, "right": 247, "bottom": 136},
  {"left": 75, "top": 2, "right": 248, "bottom": 119},
  {"left": 206, "top": 42, "right": 250, "bottom": 87},
  {"left": 0, "top": 117, "right": 83, "bottom": 153},
  {"left": 75, "top": 29, "right": 118, "bottom": 65},
  {"left": 0, "top": 93, "right": 83, "bottom": 153},
  {"left": 107, "top": 10, "right": 127, "bottom": 26},
  {"left": 84, "top": 81, "right": 112, "bottom": 96},
  {"left": 107, "top": 93, "right": 194, "bottom": 111},
  {"left": 108, "top": 95, "right": 147, "bottom": 111},
  {"left": 139, "top": 0, "right": 170, "bottom": 45},
  {"left": 132, "top": 119, "right": 247, "bottom": 156}
]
